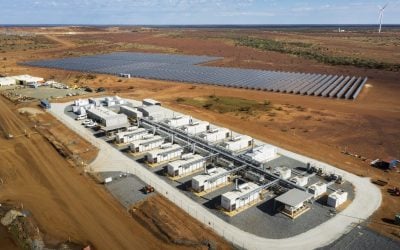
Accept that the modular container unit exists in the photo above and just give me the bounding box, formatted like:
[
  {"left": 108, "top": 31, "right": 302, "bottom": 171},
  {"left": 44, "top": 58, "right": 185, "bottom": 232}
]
[
  {"left": 289, "top": 176, "right": 308, "bottom": 187},
  {"left": 120, "top": 105, "right": 143, "bottom": 119},
  {"left": 198, "top": 128, "right": 230, "bottom": 143},
  {"left": 137, "top": 105, "right": 174, "bottom": 121},
  {"left": 273, "top": 166, "right": 291, "bottom": 180},
  {"left": 220, "top": 135, "right": 253, "bottom": 152},
  {"left": 245, "top": 144, "right": 277, "bottom": 163},
  {"left": 182, "top": 120, "right": 210, "bottom": 135},
  {"left": 308, "top": 182, "right": 327, "bottom": 198},
  {"left": 191, "top": 167, "right": 228, "bottom": 192},
  {"left": 143, "top": 98, "right": 161, "bottom": 106},
  {"left": 221, "top": 182, "right": 261, "bottom": 211},
  {"left": 115, "top": 128, "right": 148, "bottom": 144},
  {"left": 166, "top": 115, "right": 191, "bottom": 128},
  {"left": 145, "top": 143, "right": 183, "bottom": 164},
  {"left": 129, "top": 135, "right": 164, "bottom": 153},
  {"left": 327, "top": 190, "right": 348, "bottom": 208},
  {"left": 74, "top": 99, "right": 90, "bottom": 107},
  {"left": 0, "top": 77, "right": 16, "bottom": 86},
  {"left": 167, "top": 153, "right": 206, "bottom": 177},
  {"left": 87, "top": 107, "right": 129, "bottom": 128}
]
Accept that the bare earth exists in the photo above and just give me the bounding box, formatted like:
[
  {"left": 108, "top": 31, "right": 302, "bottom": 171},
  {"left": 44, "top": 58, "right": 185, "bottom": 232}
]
[{"left": 0, "top": 26, "right": 399, "bottom": 244}]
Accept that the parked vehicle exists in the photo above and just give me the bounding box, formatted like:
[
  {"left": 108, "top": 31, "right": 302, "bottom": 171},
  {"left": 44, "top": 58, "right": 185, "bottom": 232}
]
[
  {"left": 82, "top": 119, "right": 93, "bottom": 125},
  {"left": 86, "top": 121, "right": 98, "bottom": 128},
  {"left": 75, "top": 114, "right": 87, "bottom": 120}
]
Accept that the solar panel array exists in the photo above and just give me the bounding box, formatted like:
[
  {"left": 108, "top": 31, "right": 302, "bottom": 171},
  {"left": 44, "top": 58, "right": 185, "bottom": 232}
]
[{"left": 24, "top": 52, "right": 367, "bottom": 100}]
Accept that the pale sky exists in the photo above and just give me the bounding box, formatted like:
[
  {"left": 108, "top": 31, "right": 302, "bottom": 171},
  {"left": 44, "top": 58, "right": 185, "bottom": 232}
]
[{"left": 0, "top": 0, "right": 399, "bottom": 25}]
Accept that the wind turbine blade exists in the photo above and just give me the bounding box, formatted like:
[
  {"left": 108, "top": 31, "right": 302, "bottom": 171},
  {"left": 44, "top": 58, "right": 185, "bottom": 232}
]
[{"left": 382, "top": 2, "right": 389, "bottom": 9}]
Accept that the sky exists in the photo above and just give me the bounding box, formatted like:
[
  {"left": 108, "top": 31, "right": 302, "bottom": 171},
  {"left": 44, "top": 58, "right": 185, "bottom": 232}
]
[{"left": 0, "top": 0, "right": 399, "bottom": 25}]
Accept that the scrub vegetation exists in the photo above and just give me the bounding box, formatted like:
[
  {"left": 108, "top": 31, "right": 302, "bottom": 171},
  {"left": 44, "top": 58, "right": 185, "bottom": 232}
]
[
  {"left": 176, "top": 95, "right": 271, "bottom": 114},
  {"left": 236, "top": 36, "right": 400, "bottom": 71}
]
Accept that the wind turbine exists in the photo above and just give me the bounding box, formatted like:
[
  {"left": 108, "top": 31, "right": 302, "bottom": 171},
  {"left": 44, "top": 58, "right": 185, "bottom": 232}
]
[{"left": 378, "top": 2, "right": 389, "bottom": 33}]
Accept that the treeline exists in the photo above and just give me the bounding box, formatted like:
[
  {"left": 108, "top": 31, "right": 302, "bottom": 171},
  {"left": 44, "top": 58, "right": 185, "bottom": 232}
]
[{"left": 236, "top": 37, "right": 400, "bottom": 71}]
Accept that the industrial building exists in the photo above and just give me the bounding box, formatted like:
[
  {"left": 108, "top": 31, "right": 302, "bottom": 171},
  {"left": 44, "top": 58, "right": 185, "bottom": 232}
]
[
  {"left": 198, "top": 128, "right": 230, "bottom": 143},
  {"left": 166, "top": 115, "right": 191, "bottom": 128},
  {"left": 273, "top": 167, "right": 292, "bottom": 180},
  {"left": 86, "top": 107, "right": 129, "bottom": 130},
  {"left": 244, "top": 145, "right": 278, "bottom": 163},
  {"left": 12, "top": 75, "right": 44, "bottom": 85},
  {"left": 308, "top": 182, "right": 328, "bottom": 198},
  {"left": 129, "top": 135, "right": 164, "bottom": 153},
  {"left": 115, "top": 128, "right": 149, "bottom": 144},
  {"left": 289, "top": 176, "right": 308, "bottom": 187},
  {"left": 120, "top": 106, "right": 143, "bottom": 119},
  {"left": 221, "top": 182, "right": 261, "bottom": 212},
  {"left": 191, "top": 167, "right": 229, "bottom": 193},
  {"left": 143, "top": 98, "right": 161, "bottom": 106},
  {"left": 274, "top": 189, "right": 313, "bottom": 219},
  {"left": 0, "top": 77, "right": 16, "bottom": 86},
  {"left": 72, "top": 99, "right": 95, "bottom": 115},
  {"left": 181, "top": 120, "right": 210, "bottom": 135},
  {"left": 137, "top": 105, "right": 174, "bottom": 121},
  {"left": 104, "top": 96, "right": 126, "bottom": 106},
  {"left": 327, "top": 190, "right": 348, "bottom": 208},
  {"left": 144, "top": 143, "right": 183, "bottom": 164},
  {"left": 167, "top": 153, "right": 206, "bottom": 177},
  {"left": 220, "top": 135, "right": 253, "bottom": 152}
]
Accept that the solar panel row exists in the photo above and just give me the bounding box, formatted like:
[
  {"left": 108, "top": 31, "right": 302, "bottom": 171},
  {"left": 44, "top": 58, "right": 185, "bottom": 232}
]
[{"left": 24, "top": 52, "right": 367, "bottom": 100}]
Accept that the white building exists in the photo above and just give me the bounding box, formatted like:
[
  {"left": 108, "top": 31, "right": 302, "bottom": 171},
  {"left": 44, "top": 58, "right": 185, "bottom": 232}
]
[
  {"left": 245, "top": 145, "right": 277, "bottom": 163},
  {"left": 12, "top": 75, "right": 44, "bottom": 85},
  {"left": 145, "top": 143, "right": 183, "bottom": 164},
  {"left": 87, "top": 107, "right": 129, "bottom": 129},
  {"left": 182, "top": 120, "right": 210, "bottom": 135},
  {"left": 137, "top": 105, "right": 174, "bottom": 121},
  {"left": 115, "top": 128, "right": 148, "bottom": 144},
  {"left": 192, "top": 167, "right": 228, "bottom": 192},
  {"left": 198, "top": 128, "right": 230, "bottom": 143},
  {"left": 72, "top": 99, "right": 95, "bottom": 114},
  {"left": 308, "top": 182, "right": 327, "bottom": 198},
  {"left": 143, "top": 98, "right": 161, "bottom": 106},
  {"left": 220, "top": 135, "right": 253, "bottom": 152},
  {"left": 289, "top": 176, "right": 308, "bottom": 187},
  {"left": 327, "top": 190, "right": 348, "bottom": 208},
  {"left": 0, "top": 77, "right": 16, "bottom": 86},
  {"left": 129, "top": 135, "right": 164, "bottom": 153},
  {"left": 104, "top": 96, "right": 125, "bottom": 106},
  {"left": 167, "top": 153, "right": 206, "bottom": 177},
  {"left": 275, "top": 188, "right": 313, "bottom": 218},
  {"left": 165, "top": 115, "right": 191, "bottom": 128},
  {"left": 273, "top": 166, "right": 292, "bottom": 180},
  {"left": 120, "top": 106, "right": 143, "bottom": 119},
  {"left": 221, "top": 182, "right": 261, "bottom": 211}
]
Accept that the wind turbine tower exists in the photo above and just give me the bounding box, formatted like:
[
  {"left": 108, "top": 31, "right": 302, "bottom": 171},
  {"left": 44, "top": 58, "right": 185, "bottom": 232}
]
[{"left": 378, "top": 3, "right": 389, "bottom": 33}]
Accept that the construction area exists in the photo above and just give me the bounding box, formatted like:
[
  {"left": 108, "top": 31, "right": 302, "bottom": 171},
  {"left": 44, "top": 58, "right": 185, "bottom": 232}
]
[{"left": 46, "top": 95, "right": 382, "bottom": 248}]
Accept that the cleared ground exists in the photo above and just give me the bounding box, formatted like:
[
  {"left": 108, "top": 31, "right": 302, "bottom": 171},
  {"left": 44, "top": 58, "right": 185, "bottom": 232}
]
[
  {"left": 0, "top": 96, "right": 230, "bottom": 249},
  {"left": 1, "top": 26, "right": 399, "bottom": 244}
]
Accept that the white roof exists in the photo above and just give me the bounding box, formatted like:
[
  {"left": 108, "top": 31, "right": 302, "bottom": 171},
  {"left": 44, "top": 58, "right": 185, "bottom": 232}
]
[
  {"left": 221, "top": 135, "right": 252, "bottom": 146},
  {"left": 222, "top": 182, "right": 260, "bottom": 201},
  {"left": 143, "top": 98, "right": 161, "bottom": 105},
  {"left": 130, "top": 135, "right": 163, "bottom": 146},
  {"left": 146, "top": 144, "right": 183, "bottom": 157},
  {"left": 0, "top": 77, "right": 16, "bottom": 85},
  {"left": 88, "top": 107, "right": 124, "bottom": 119},
  {"left": 275, "top": 188, "right": 313, "bottom": 207},
  {"left": 117, "top": 128, "right": 147, "bottom": 137},
  {"left": 12, "top": 75, "right": 44, "bottom": 82},
  {"left": 168, "top": 154, "right": 205, "bottom": 169},
  {"left": 328, "top": 190, "right": 347, "bottom": 199},
  {"left": 192, "top": 167, "right": 227, "bottom": 183},
  {"left": 245, "top": 144, "right": 277, "bottom": 161}
]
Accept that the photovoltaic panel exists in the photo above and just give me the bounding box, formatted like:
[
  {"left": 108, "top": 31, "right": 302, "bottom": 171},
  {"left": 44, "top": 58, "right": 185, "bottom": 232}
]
[{"left": 24, "top": 52, "right": 368, "bottom": 100}]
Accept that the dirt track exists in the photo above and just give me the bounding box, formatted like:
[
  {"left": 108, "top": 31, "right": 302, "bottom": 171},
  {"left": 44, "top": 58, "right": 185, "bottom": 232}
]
[{"left": 1, "top": 26, "right": 399, "bottom": 243}]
